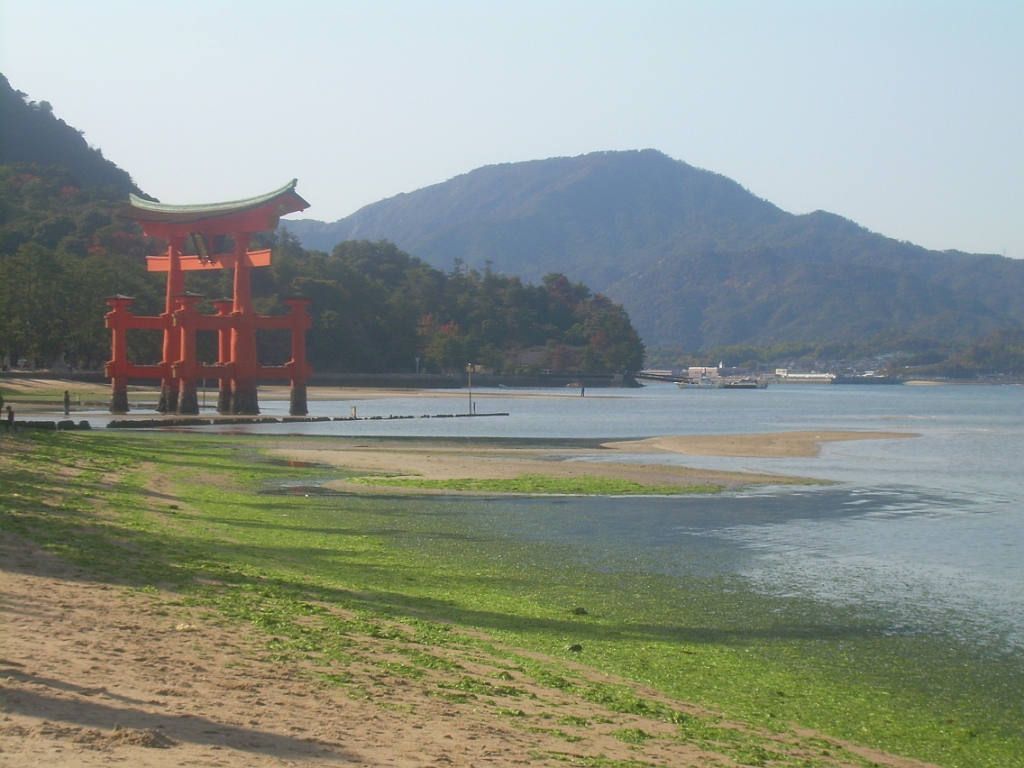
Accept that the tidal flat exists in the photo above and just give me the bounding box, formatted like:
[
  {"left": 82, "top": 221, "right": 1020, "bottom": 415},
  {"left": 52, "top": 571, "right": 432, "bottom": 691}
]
[{"left": 1, "top": 429, "right": 1021, "bottom": 767}]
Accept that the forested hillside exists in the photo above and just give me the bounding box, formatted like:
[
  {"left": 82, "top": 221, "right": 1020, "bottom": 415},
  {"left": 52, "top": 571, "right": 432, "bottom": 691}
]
[
  {"left": 187, "top": 234, "right": 644, "bottom": 374},
  {"left": 0, "top": 168, "right": 643, "bottom": 374},
  {"left": 285, "top": 150, "right": 1024, "bottom": 355},
  {"left": 0, "top": 74, "right": 142, "bottom": 196},
  {"left": 611, "top": 246, "right": 1014, "bottom": 351},
  {"left": 0, "top": 75, "right": 643, "bottom": 375},
  {"left": 0, "top": 164, "right": 163, "bottom": 369}
]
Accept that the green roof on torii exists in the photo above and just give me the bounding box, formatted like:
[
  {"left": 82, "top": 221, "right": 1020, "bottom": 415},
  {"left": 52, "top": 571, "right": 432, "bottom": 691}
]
[{"left": 117, "top": 180, "right": 309, "bottom": 233}]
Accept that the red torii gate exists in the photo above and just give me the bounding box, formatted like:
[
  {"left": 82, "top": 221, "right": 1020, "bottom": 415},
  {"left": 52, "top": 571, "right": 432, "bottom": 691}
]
[{"left": 108, "top": 180, "right": 312, "bottom": 416}]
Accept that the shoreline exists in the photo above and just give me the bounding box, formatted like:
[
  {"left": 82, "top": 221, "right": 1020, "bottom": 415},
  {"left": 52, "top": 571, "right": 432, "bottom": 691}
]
[
  {"left": 0, "top": 429, "right": 1005, "bottom": 767},
  {"left": 0, "top": 377, "right": 916, "bottom": 490},
  {"left": 2, "top": 374, "right": 1021, "bottom": 415}
]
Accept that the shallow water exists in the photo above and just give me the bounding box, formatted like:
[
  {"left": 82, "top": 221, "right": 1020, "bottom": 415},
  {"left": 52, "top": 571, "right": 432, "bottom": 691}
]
[{"left": 132, "top": 382, "right": 1024, "bottom": 651}]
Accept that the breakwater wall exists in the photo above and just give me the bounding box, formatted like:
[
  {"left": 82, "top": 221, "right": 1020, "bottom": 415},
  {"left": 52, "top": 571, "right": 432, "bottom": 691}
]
[
  {"left": 106, "top": 412, "right": 510, "bottom": 429},
  {"left": 10, "top": 420, "right": 92, "bottom": 431}
]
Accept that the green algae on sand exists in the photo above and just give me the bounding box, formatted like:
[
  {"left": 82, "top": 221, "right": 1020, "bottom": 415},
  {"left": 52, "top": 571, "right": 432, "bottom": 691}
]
[{"left": 2, "top": 430, "right": 1022, "bottom": 768}]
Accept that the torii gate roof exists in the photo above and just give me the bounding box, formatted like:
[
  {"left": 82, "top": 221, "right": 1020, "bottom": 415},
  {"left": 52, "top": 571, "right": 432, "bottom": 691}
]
[{"left": 118, "top": 179, "right": 310, "bottom": 237}]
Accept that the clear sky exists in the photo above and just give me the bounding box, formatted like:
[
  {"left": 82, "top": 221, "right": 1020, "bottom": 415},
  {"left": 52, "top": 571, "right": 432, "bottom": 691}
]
[{"left": 2, "top": 1, "right": 1021, "bottom": 257}]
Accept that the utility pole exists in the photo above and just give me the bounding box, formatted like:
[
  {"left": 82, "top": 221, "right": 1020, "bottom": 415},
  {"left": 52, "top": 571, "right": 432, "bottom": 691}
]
[{"left": 467, "top": 363, "right": 473, "bottom": 415}]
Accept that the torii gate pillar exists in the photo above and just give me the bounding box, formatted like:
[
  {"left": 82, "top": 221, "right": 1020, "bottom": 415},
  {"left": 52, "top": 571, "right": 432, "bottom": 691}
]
[
  {"left": 158, "top": 234, "right": 186, "bottom": 413},
  {"left": 212, "top": 299, "right": 234, "bottom": 413},
  {"left": 228, "top": 232, "right": 260, "bottom": 414}
]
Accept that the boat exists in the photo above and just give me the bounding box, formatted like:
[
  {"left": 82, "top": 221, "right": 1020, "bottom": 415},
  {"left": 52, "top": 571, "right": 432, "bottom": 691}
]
[
  {"left": 717, "top": 376, "right": 769, "bottom": 389},
  {"left": 831, "top": 374, "right": 902, "bottom": 385}
]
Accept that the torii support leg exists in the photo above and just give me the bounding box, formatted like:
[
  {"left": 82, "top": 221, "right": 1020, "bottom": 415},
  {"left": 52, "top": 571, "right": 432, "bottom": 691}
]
[
  {"left": 178, "top": 382, "right": 199, "bottom": 415},
  {"left": 230, "top": 234, "right": 260, "bottom": 414},
  {"left": 232, "top": 376, "right": 259, "bottom": 414},
  {"left": 111, "top": 379, "right": 129, "bottom": 414},
  {"left": 157, "top": 236, "right": 185, "bottom": 413},
  {"left": 157, "top": 378, "right": 179, "bottom": 413},
  {"left": 217, "top": 380, "right": 233, "bottom": 414},
  {"left": 105, "top": 296, "right": 133, "bottom": 413},
  {"left": 174, "top": 294, "right": 202, "bottom": 415},
  {"left": 290, "top": 383, "right": 307, "bottom": 416},
  {"left": 285, "top": 298, "right": 312, "bottom": 416},
  {"left": 214, "top": 299, "right": 233, "bottom": 414}
]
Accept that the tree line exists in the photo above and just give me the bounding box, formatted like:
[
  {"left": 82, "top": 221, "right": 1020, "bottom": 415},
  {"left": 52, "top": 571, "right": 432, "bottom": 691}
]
[{"left": 0, "top": 164, "right": 644, "bottom": 375}]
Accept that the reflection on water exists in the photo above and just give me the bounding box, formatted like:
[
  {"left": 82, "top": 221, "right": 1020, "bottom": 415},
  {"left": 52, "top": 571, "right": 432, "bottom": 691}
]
[{"left": 460, "top": 485, "right": 1024, "bottom": 650}]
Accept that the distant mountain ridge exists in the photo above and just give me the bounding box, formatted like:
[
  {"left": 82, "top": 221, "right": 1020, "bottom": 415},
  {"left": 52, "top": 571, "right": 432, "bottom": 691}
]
[
  {"left": 285, "top": 150, "right": 1023, "bottom": 349},
  {"left": 288, "top": 150, "right": 793, "bottom": 288}
]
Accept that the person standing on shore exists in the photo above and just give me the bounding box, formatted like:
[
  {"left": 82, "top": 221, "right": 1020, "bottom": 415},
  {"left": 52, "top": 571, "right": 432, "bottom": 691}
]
[
  {"left": 5, "top": 405, "right": 14, "bottom": 432},
  {"left": 63, "top": 390, "right": 71, "bottom": 416}
]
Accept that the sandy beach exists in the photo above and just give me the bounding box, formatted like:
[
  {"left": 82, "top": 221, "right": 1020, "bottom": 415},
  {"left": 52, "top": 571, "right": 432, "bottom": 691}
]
[
  {"left": 0, "top": 380, "right": 937, "bottom": 766},
  {"left": 0, "top": 527, "right": 939, "bottom": 768}
]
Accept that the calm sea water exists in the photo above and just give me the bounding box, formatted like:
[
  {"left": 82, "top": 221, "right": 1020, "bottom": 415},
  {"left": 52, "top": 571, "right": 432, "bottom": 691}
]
[{"left": 148, "top": 382, "right": 1024, "bottom": 650}]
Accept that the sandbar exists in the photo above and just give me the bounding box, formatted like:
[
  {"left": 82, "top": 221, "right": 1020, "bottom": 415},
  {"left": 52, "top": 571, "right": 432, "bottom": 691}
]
[
  {"left": 604, "top": 430, "right": 917, "bottom": 459},
  {"left": 270, "top": 430, "right": 916, "bottom": 493}
]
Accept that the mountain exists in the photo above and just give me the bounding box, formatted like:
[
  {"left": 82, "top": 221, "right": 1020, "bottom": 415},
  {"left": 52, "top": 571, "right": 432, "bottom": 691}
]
[
  {"left": 285, "top": 150, "right": 1024, "bottom": 350},
  {"left": 287, "top": 150, "right": 790, "bottom": 288},
  {"left": 0, "top": 73, "right": 142, "bottom": 196}
]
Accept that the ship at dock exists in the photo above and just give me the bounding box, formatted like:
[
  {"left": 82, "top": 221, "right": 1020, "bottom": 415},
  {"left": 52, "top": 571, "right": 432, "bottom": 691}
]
[
  {"left": 831, "top": 374, "right": 902, "bottom": 385},
  {"left": 774, "top": 369, "right": 902, "bottom": 385},
  {"left": 716, "top": 376, "right": 769, "bottom": 389}
]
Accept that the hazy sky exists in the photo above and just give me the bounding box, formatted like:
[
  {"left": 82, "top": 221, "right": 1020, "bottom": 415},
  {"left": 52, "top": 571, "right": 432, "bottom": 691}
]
[{"left": 2, "top": 1, "right": 1021, "bottom": 257}]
